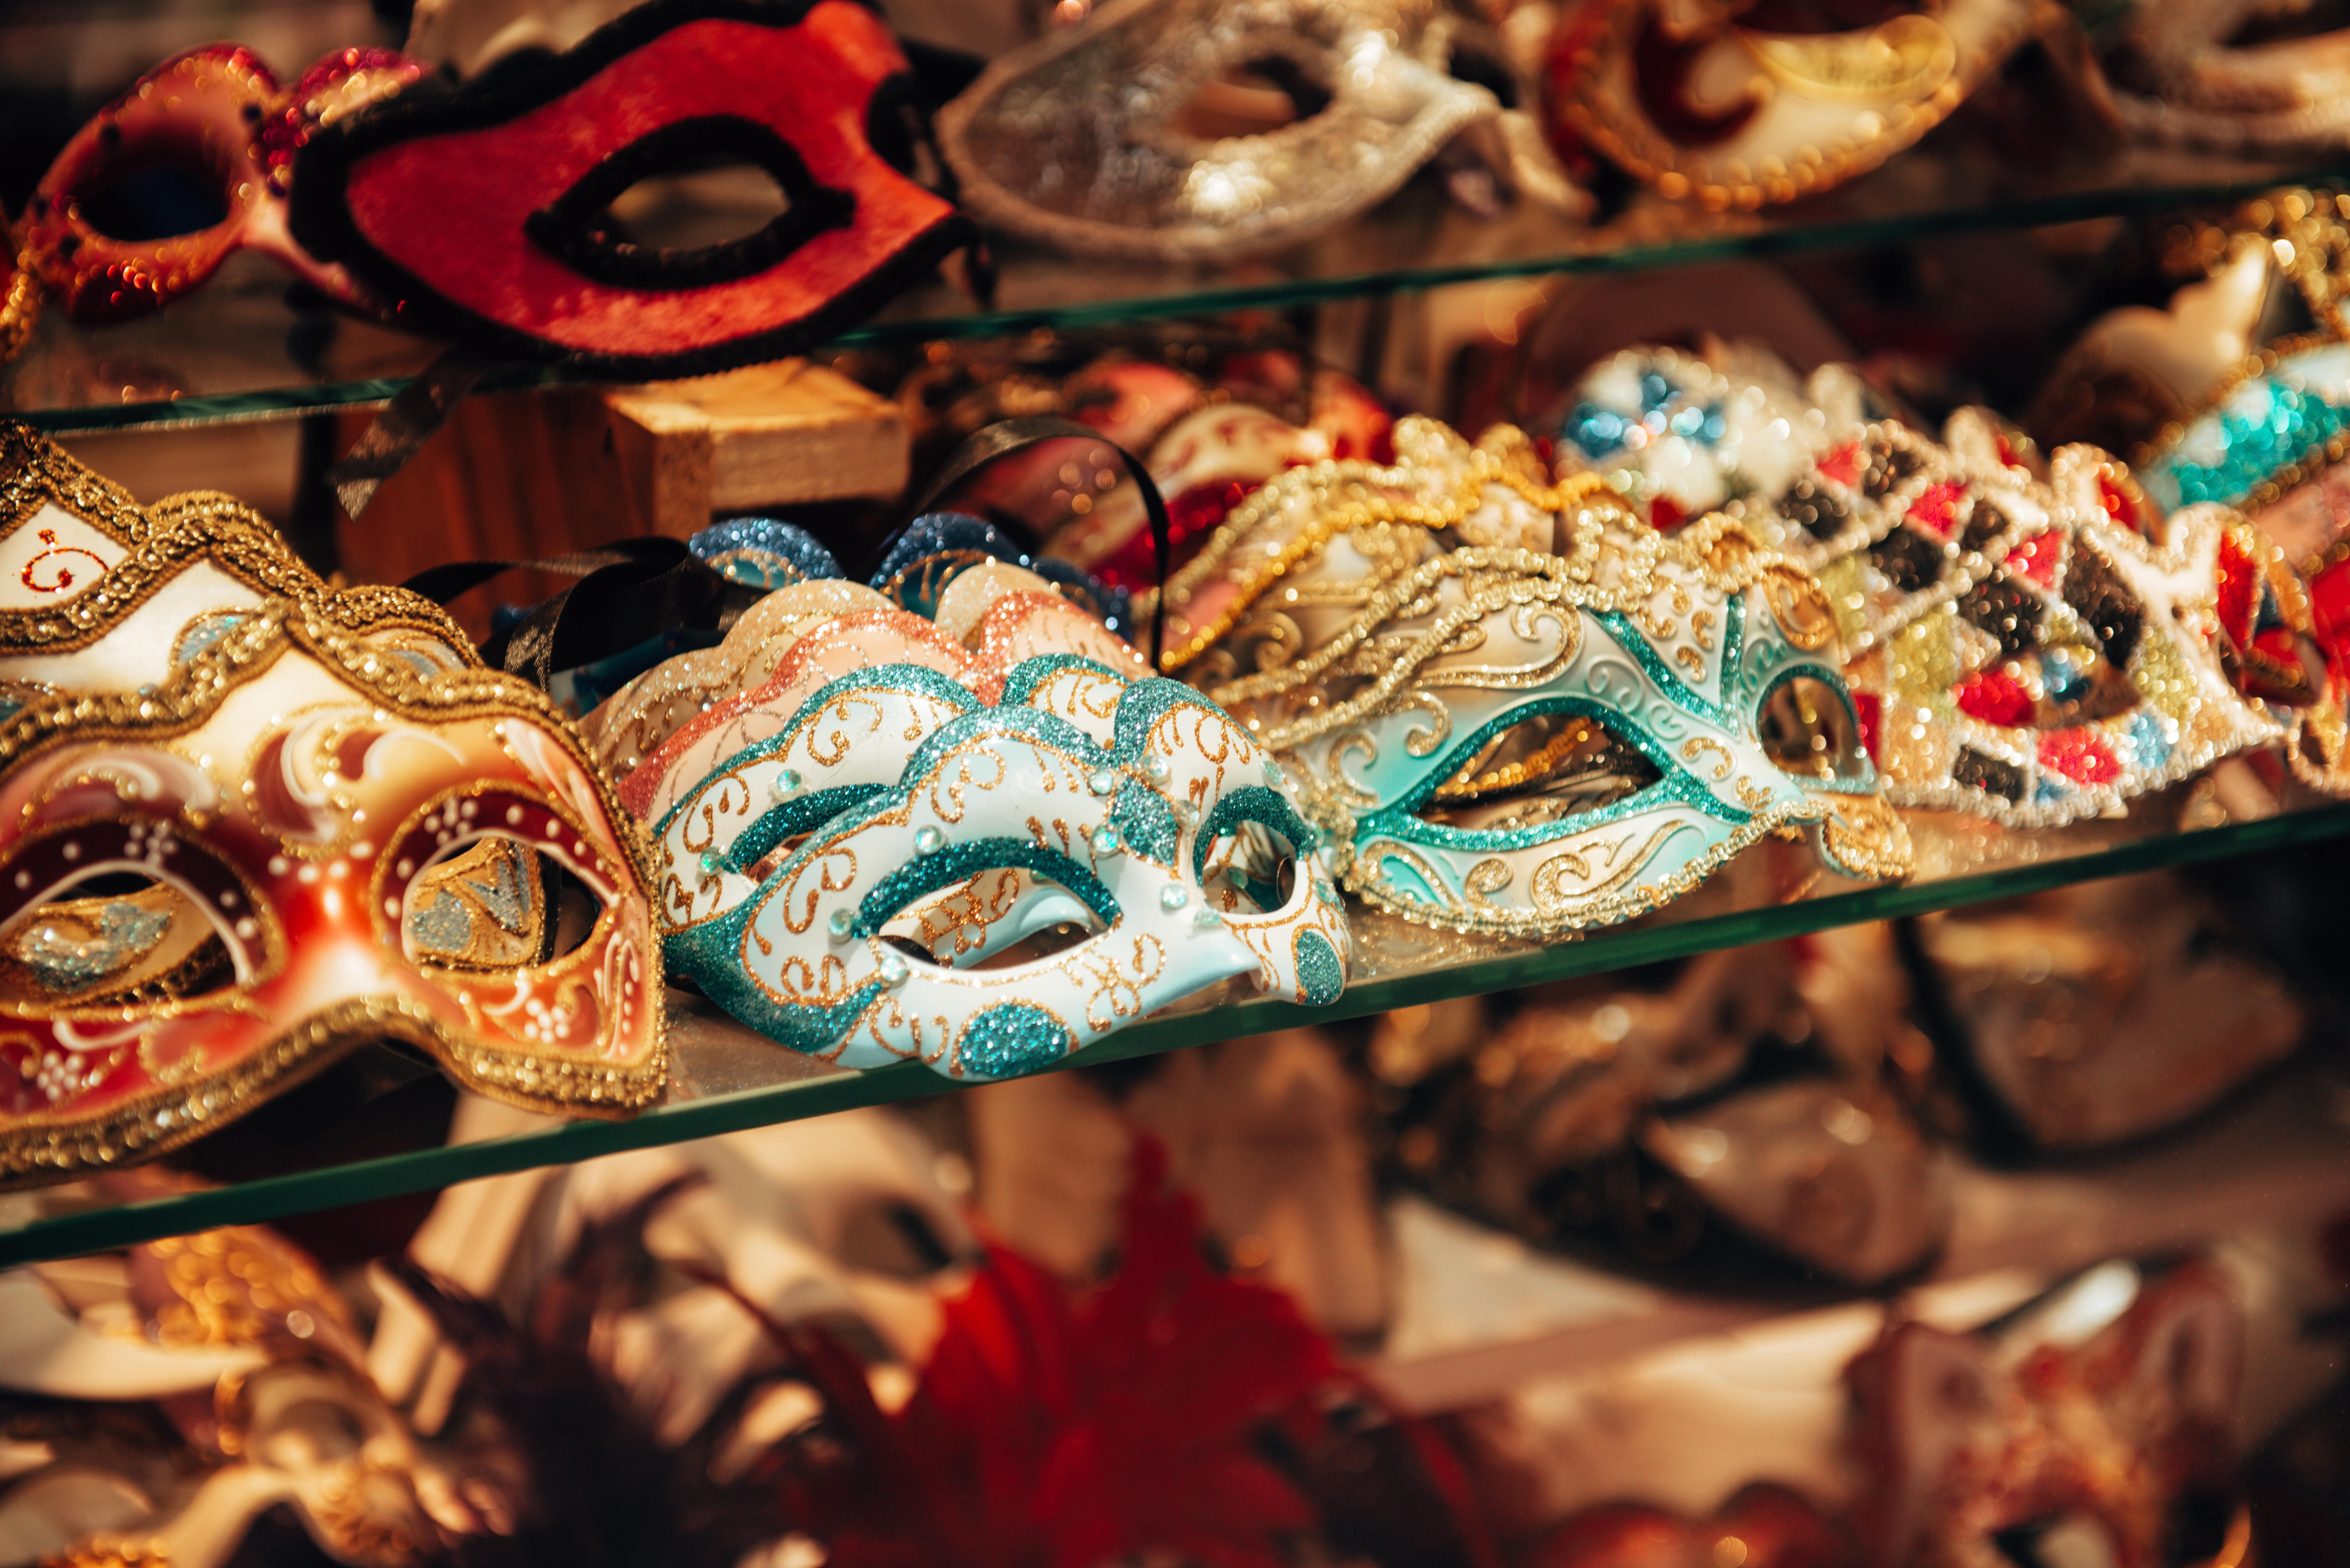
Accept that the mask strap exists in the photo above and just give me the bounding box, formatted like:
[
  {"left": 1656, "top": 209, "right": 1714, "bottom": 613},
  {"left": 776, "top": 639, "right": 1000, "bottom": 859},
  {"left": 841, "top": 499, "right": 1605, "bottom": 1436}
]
[
  {"left": 403, "top": 537, "right": 760, "bottom": 691},
  {"left": 896, "top": 415, "right": 1172, "bottom": 668},
  {"left": 326, "top": 343, "right": 502, "bottom": 519}
]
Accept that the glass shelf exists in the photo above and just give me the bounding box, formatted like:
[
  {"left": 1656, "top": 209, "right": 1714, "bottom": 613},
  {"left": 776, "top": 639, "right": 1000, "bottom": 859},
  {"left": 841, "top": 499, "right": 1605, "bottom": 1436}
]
[
  {"left": 1, "top": 789, "right": 2344, "bottom": 1268},
  {"left": 9, "top": 143, "right": 2346, "bottom": 435}
]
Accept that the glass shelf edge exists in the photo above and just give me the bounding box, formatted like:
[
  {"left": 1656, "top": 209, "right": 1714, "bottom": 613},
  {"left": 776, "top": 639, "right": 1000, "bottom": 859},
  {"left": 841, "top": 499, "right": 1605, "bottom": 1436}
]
[
  {"left": 15, "top": 163, "right": 2350, "bottom": 435},
  {"left": 0, "top": 801, "right": 2343, "bottom": 1268}
]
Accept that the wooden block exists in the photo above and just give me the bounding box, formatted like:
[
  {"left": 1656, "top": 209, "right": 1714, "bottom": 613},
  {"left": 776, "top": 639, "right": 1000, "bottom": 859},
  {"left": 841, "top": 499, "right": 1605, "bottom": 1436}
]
[
  {"left": 336, "top": 359, "right": 907, "bottom": 589},
  {"left": 605, "top": 359, "right": 909, "bottom": 527}
]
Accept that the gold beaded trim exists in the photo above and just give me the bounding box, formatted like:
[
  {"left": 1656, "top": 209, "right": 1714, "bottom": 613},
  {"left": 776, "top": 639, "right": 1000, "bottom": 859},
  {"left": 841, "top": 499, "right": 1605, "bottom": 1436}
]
[
  {"left": 0, "top": 606, "right": 666, "bottom": 1184},
  {"left": 1142, "top": 418, "right": 1625, "bottom": 671}
]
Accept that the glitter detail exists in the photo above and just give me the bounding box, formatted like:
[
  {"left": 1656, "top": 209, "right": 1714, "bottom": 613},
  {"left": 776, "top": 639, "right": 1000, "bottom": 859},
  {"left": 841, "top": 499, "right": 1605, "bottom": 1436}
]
[
  {"left": 8, "top": 897, "right": 170, "bottom": 991},
  {"left": 1192, "top": 785, "right": 1319, "bottom": 886},
  {"left": 688, "top": 517, "right": 843, "bottom": 589},
  {"left": 1292, "top": 929, "right": 1344, "bottom": 1006},
  {"left": 955, "top": 1001, "right": 1073, "bottom": 1080},
  {"left": 1108, "top": 785, "right": 1178, "bottom": 866}
]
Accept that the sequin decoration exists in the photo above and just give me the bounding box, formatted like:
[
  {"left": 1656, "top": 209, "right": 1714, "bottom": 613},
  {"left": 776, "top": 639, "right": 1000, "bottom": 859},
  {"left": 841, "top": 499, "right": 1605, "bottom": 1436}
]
[
  {"left": 688, "top": 516, "right": 843, "bottom": 590},
  {"left": 955, "top": 1000, "right": 1075, "bottom": 1080}
]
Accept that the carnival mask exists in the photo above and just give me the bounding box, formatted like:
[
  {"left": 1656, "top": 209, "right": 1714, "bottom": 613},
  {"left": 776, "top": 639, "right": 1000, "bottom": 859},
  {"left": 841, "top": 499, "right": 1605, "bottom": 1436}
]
[
  {"left": 23, "top": 44, "right": 425, "bottom": 324},
  {"left": 1158, "top": 417, "right": 1908, "bottom": 937},
  {"left": 1762, "top": 420, "right": 2305, "bottom": 822},
  {"left": 1547, "top": 0, "right": 2043, "bottom": 208},
  {"left": 289, "top": 0, "right": 978, "bottom": 376},
  {"left": 0, "top": 1206, "right": 477, "bottom": 1568},
  {"left": 1849, "top": 1259, "right": 2245, "bottom": 1568},
  {"left": 2098, "top": 0, "right": 2350, "bottom": 155},
  {"left": 0, "top": 427, "right": 662, "bottom": 1184},
  {"left": 656, "top": 652, "right": 1349, "bottom": 1080},
  {"left": 938, "top": 0, "right": 1581, "bottom": 261}
]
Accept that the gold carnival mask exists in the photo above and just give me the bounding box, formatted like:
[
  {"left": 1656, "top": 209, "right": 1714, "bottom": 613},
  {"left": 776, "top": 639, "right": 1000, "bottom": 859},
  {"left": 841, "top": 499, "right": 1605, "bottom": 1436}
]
[
  {"left": 1150, "top": 416, "right": 1911, "bottom": 937},
  {"left": 1547, "top": 0, "right": 2043, "bottom": 209},
  {"left": 0, "top": 426, "right": 663, "bottom": 1185}
]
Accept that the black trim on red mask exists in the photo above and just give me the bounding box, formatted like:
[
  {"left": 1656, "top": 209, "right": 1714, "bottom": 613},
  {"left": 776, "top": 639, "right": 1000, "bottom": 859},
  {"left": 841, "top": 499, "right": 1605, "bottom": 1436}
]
[{"left": 288, "top": 0, "right": 977, "bottom": 378}]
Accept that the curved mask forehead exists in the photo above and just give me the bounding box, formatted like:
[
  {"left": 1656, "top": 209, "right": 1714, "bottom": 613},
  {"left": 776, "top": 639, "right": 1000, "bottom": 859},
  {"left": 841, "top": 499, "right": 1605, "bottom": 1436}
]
[
  {"left": 0, "top": 426, "right": 427, "bottom": 704},
  {"left": 668, "top": 660, "right": 1345, "bottom": 1081},
  {"left": 0, "top": 609, "right": 661, "bottom": 1182},
  {"left": 590, "top": 578, "right": 892, "bottom": 779},
  {"left": 291, "top": 0, "right": 970, "bottom": 373},
  {"left": 624, "top": 608, "right": 973, "bottom": 824},
  {"left": 1221, "top": 525, "right": 1905, "bottom": 936},
  {"left": 1553, "top": 0, "right": 2038, "bottom": 208},
  {"left": 939, "top": 0, "right": 1503, "bottom": 258}
]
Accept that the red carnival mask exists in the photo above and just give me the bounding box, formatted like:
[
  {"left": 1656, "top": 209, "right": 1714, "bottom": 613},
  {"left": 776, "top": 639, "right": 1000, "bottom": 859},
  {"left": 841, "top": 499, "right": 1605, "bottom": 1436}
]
[
  {"left": 25, "top": 45, "right": 425, "bottom": 324},
  {"left": 289, "top": 0, "right": 976, "bottom": 375}
]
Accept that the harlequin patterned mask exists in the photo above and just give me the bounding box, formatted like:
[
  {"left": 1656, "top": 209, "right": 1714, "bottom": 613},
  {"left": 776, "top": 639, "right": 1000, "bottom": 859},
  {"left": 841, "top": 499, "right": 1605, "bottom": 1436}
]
[
  {"left": 0, "top": 425, "right": 662, "bottom": 1184},
  {"left": 1153, "top": 418, "right": 1910, "bottom": 937},
  {"left": 655, "top": 653, "right": 1348, "bottom": 1079},
  {"left": 938, "top": 0, "right": 1582, "bottom": 261},
  {"left": 24, "top": 44, "right": 424, "bottom": 323},
  {"left": 1547, "top": 0, "right": 2041, "bottom": 208},
  {"left": 289, "top": 0, "right": 978, "bottom": 376},
  {"left": 1742, "top": 418, "right": 2309, "bottom": 821}
]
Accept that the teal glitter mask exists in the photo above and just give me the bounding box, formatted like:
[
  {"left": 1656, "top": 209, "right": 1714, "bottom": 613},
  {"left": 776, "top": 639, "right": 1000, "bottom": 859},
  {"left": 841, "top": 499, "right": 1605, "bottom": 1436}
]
[{"left": 653, "top": 654, "right": 1350, "bottom": 1079}]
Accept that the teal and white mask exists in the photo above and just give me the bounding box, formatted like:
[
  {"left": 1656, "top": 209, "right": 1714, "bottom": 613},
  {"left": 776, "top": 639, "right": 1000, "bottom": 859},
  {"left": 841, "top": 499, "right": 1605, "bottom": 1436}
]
[
  {"left": 654, "top": 654, "right": 1350, "bottom": 1079},
  {"left": 1203, "top": 514, "right": 1910, "bottom": 937}
]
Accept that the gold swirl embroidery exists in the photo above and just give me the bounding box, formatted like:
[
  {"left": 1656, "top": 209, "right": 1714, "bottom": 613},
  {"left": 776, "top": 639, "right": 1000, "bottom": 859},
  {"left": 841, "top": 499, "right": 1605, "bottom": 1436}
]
[
  {"left": 19, "top": 527, "right": 110, "bottom": 594},
  {"left": 1529, "top": 820, "right": 1698, "bottom": 911},
  {"left": 1680, "top": 736, "right": 1736, "bottom": 781}
]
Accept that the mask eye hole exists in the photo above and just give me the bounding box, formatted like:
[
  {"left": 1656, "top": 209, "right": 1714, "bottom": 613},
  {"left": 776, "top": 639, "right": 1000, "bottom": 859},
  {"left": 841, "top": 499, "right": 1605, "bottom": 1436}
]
[
  {"left": 864, "top": 849, "right": 1117, "bottom": 970},
  {"left": 0, "top": 870, "right": 235, "bottom": 1008},
  {"left": 1195, "top": 785, "right": 1315, "bottom": 913},
  {"left": 1444, "top": 41, "right": 1518, "bottom": 109},
  {"left": 72, "top": 161, "right": 233, "bottom": 242},
  {"left": 1170, "top": 56, "right": 1334, "bottom": 139},
  {"left": 524, "top": 116, "right": 855, "bottom": 290},
  {"left": 1413, "top": 712, "right": 1661, "bottom": 830},
  {"left": 1756, "top": 676, "right": 1870, "bottom": 783},
  {"left": 403, "top": 836, "right": 600, "bottom": 971}
]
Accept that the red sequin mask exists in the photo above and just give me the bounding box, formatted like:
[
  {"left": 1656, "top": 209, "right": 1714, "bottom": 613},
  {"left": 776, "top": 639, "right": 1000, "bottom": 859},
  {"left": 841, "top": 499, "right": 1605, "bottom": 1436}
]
[
  {"left": 288, "top": 0, "right": 977, "bottom": 375},
  {"left": 25, "top": 45, "right": 426, "bottom": 324}
]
